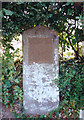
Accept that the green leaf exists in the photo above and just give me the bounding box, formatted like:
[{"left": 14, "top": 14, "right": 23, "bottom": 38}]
[
  {"left": 3, "top": 9, "right": 14, "bottom": 16},
  {"left": 49, "top": 14, "right": 53, "bottom": 18},
  {"left": 15, "top": 79, "right": 19, "bottom": 83},
  {"left": 5, "top": 81, "right": 11, "bottom": 88},
  {"left": 16, "top": 2, "right": 23, "bottom": 5},
  {"left": 66, "top": 2, "right": 70, "bottom": 5},
  {"left": 16, "top": 93, "right": 18, "bottom": 95},
  {"left": 71, "top": 2, "right": 74, "bottom": 5}
]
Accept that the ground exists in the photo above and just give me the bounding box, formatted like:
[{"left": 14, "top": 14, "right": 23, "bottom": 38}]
[{"left": 0, "top": 104, "right": 16, "bottom": 119}]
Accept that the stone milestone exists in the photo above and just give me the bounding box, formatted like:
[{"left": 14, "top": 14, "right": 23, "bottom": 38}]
[{"left": 23, "top": 26, "right": 59, "bottom": 115}]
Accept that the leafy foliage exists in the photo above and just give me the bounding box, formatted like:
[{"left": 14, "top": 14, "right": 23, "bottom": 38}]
[
  {"left": 1, "top": 2, "right": 83, "bottom": 59},
  {"left": 54, "top": 58, "right": 84, "bottom": 118},
  {"left": 1, "top": 2, "right": 84, "bottom": 119},
  {"left": 2, "top": 48, "right": 23, "bottom": 113}
]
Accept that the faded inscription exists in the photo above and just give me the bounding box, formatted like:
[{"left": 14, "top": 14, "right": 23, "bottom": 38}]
[{"left": 23, "top": 26, "right": 59, "bottom": 115}]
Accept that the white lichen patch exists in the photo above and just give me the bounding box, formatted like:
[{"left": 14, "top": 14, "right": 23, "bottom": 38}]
[{"left": 23, "top": 62, "right": 59, "bottom": 103}]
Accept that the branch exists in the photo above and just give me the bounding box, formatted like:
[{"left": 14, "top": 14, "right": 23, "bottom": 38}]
[{"left": 64, "top": 24, "right": 82, "bottom": 59}]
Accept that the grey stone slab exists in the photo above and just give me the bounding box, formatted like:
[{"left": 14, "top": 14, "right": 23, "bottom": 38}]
[{"left": 23, "top": 26, "right": 59, "bottom": 115}]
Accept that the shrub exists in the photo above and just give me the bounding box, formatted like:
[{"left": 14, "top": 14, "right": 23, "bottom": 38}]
[
  {"left": 2, "top": 48, "right": 23, "bottom": 111},
  {"left": 54, "top": 58, "right": 84, "bottom": 118}
]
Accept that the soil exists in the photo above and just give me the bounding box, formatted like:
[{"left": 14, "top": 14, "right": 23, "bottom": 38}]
[{"left": 0, "top": 103, "right": 16, "bottom": 120}]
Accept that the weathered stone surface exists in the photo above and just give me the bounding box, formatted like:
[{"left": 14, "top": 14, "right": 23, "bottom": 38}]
[
  {"left": 79, "top": 110, "right": 84, "bottom": 119},
  {"left": 28, "top": 37, "right": 54, "bottom": 64},
  {"left": 23, "top": 26, "right": 59, "bottom": 115}
]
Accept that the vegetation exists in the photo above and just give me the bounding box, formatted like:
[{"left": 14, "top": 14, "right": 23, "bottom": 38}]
[
  {"left": 1, "top": 2, "right": 84, "bottom": 119},
  {"left": 57, "top": 59, "right": 84, "bottom": 118},
  {"left": 2, "top": 2, "right": 83, "bottom": 58}
]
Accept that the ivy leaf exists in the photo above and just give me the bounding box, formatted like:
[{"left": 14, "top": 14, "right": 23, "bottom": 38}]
[
  {"left": 16, "top": 2, "right": 23, "bottom": 5},
  {"left": 5, "top": 81, "right": 11, "bottom": 88},
  {"left": 66, "top": 2, "right": 70, "bottom": 5},
  {"left": 3, "top": 8, "right": 14, "bottom": 16},
  {"left": 71, "top": 2, "right": 74, "bottom": 5},
  {"left": 15, "top": 79, "right": 19, "bottom": 84}
]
